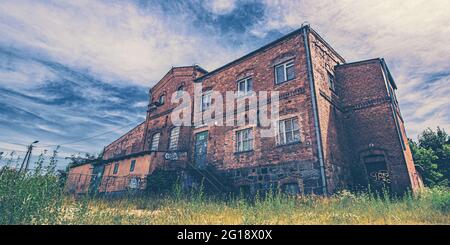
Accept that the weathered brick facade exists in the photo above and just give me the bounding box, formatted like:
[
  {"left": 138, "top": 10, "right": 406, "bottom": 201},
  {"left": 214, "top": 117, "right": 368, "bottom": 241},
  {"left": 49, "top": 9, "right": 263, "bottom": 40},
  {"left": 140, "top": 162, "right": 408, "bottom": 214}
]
[{"left": 66, "top": 25, "right": 422, "bottom": 195}]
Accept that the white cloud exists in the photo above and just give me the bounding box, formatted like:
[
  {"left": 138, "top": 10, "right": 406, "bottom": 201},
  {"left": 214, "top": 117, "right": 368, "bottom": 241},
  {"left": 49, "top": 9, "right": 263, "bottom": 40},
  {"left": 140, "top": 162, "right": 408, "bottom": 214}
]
[
  {"left": 203, "top": 0, "right": 236, "bottom": 15},
  {"left": 0, "top": 0, "right": 242, "bottom": 86},
  {"left": 255, "top": 0, "right": 450, "bottom": 137}
]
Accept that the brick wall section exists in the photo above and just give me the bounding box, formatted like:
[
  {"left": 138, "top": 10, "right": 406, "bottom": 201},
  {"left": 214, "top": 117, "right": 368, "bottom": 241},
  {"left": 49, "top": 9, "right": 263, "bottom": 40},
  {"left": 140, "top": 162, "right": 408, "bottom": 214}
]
[
  {"left": 99, "top": 154, "right": 154, "bottom": 193},
  {"left": 194, "top": 31, "right": 323, "bottom": 194},
  {"left": 103, "top": 122, "right": 146, "bottom": 160},
  {"left": 144, "top": 66, "right": 206, "bottom": 169},
  {"left": 65, "top": 163, "right": 93, "bottom": 194},
  {"left": 308, "top": 31, "right": 353, "bottom": 193},
  {"left": 335, "top": 59, "right": 421, "bottom": 193}
]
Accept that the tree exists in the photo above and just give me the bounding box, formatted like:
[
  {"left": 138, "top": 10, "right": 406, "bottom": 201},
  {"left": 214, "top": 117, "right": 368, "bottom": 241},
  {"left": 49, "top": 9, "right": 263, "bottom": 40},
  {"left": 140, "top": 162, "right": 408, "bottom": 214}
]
[{"left": 410, "top": 127, "right": 450, "bottom": 187}]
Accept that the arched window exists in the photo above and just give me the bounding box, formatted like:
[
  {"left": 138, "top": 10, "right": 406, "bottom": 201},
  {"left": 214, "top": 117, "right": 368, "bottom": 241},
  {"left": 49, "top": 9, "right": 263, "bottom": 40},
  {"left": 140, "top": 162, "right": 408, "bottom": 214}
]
[
  {"left": 168, "top": 127, "right": 180, "bottom": 150},
  {"left": 150, "top": 133, "right": 160, "bottom": 151},
  {"left": 159, "top": 94, "right": 165, "bottom": 105},
  {"left": 176, "top": 85, "right": 185, "bottom": 98}
]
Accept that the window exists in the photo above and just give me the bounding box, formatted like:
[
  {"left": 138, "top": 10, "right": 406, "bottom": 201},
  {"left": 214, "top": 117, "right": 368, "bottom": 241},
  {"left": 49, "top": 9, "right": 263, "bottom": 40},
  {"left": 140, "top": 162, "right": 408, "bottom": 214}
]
[
  {"left": 201, "top": 90, "right": 212, "bottom": 111},
  {"left": 159, "top": 94, "right": 165, "bottom": 105},
  {"left": 113, "top": 162, "right": 119, "bottom": 174},
  {"left": 327, "top": 72, "right": 335, "bottom": 91},
  {"left": 283, "top": 183, "right": 300, "bottom": 195},
  {"left": 275, "top": 60, "right": 295, "bottom": 84},
  {"left": 237, "top": 77, "right": 253, "bottom": 94},
  {"left": 150, "top": 133, "right": 160, "bottom": 151},
  {"left": 176, "top": 85, "right": 184, "bottom": 98},
  {"left": 130, "top": 160, "right": 136, "bottom": 172},
  {"left": 277, "top": 117, "right": 301, "bottom": 145},
  {"left": 236, "top": 128, "right": 253, "bottom": 152},
  {"left": 169, "top": 127, "right": 180, "bottom": 150}
]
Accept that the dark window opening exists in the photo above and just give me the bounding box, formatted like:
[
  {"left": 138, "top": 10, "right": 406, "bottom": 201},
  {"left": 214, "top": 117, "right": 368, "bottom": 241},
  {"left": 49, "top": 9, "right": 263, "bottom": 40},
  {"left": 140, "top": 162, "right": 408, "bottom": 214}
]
[
  {"left": 130, "top": 160, "right": 136, "bottom": 172},
  {"left": 113, "top": 163, "right": 119, "bottom": 174}
]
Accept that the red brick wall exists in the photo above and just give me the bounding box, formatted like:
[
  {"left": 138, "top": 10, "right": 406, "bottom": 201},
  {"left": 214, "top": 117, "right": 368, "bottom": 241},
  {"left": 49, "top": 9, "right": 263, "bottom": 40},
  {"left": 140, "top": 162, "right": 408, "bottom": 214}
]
[
  {"left": 193, "top": 31, "right": 325, "bottom": 194},
  {"left": 103, "top": 122, "right": 146, "bottom": 160},
  {"left": 144, "top": 66, "right": 206, "bottom": 169},
  {"left": 336, "top": 59, "right": 421, "bottom": 193},
  {"left": 99, "top": 154, "right": 153, "bottom": 193},
  {"left": 308, "top": 31, "right": 352, "bottom": 193}
]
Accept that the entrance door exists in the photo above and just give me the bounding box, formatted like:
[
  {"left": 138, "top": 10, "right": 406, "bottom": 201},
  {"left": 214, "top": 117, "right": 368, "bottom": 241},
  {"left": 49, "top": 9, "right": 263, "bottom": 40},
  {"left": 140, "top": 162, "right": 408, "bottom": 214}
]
[
  {"left": 89, "top": 164, "right": 104, "bottom": 194},
  {"left": 364, "top": 156, "right": 391, "bottom": 193},
  {"left": 194, "top": 131, "right": 208, "bottom": 169}
]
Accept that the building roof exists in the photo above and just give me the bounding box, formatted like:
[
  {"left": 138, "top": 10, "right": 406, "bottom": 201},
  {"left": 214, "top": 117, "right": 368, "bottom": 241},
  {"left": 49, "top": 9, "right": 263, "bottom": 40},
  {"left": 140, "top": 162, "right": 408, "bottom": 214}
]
[{"left": 194, "top": 24, "right": 345, "bottom": 82}]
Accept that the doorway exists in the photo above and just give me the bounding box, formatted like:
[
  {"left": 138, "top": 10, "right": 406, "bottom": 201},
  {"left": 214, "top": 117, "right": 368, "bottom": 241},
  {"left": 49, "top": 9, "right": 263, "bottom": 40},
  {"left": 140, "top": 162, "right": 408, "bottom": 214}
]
[
  {"left": 194, "top": 131, "right": 208, "bottom": 169},
  {"left": 363, "top": 155, "right": 391, "bottom": 193}
]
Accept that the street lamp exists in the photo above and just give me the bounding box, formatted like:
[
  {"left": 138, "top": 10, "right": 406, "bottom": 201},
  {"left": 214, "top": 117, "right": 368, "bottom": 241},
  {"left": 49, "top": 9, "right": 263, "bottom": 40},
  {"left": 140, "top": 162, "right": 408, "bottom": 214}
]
[{"left": 19, "top": 140, "right": 39, "bottom": 172}]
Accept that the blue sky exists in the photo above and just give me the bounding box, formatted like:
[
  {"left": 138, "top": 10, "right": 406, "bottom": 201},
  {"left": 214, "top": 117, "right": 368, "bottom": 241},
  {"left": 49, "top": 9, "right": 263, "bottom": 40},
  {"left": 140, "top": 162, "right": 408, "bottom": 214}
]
[{"left": 0, "top": 0, "right": 449, "bottom": 169}]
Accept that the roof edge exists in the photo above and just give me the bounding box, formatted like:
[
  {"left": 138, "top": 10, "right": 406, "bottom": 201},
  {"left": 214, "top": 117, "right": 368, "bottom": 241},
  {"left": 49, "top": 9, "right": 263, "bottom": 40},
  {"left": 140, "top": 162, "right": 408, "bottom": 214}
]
[{"left": 194, "top": 25, "right": 310, "bottom": 82}]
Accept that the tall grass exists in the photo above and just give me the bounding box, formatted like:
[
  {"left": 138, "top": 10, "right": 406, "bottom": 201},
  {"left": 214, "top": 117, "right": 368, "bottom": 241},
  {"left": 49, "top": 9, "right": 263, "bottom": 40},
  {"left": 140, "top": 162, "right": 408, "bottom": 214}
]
[
  {"left": 0, "top": 148, "right": 63, "bottom": 224},
  {"left": 1, "top": 156, "right": 449, "bottom": 224}
]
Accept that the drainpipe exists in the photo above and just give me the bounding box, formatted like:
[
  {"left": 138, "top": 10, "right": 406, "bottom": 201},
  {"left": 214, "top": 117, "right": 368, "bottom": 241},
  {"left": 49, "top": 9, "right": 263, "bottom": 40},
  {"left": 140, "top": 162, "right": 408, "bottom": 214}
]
[{"left": 302, "top": 26, "right": 328, "bottom": 195}]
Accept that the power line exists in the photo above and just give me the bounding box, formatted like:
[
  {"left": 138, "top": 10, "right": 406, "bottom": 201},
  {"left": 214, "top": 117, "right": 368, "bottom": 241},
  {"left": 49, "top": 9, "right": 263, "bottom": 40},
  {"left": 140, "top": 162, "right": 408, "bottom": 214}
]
[
  {"left": 0, "top": 140, "right": 29, "bottom": 147},
  {"left": 35, "top": 121, "right": 141, "bottom": 148},
  {"left": 0, "top": 147, "right": 28, "bottom": 153}
]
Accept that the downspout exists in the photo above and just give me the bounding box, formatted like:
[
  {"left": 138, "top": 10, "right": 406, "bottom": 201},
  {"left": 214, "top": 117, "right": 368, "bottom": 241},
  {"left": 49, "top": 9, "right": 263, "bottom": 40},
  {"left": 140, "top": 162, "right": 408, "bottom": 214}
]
[
  {"left": 380, "top": 59, "right": 406, "bottom": 150},
  {"left": 302, "top": 26, "right": 328, "bottom": 195}
]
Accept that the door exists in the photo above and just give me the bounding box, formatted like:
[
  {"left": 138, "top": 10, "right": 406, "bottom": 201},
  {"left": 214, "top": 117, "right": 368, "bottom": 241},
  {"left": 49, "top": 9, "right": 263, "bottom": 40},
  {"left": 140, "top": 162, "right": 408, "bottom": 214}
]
[
  {"left": 89, "top": 164, "right": 104, "bottom": 194},
  {"left": 364, "top": 157, "right": 391, "bottom": 193},
  {"left": 194, "top": 131, "right": 208, "bottom": 169}
]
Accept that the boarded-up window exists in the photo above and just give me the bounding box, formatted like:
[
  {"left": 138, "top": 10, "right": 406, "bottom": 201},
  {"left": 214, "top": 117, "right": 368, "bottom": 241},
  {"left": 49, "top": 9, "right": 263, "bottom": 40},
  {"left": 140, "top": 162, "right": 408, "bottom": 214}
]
[
  {"left": 150, "top": 133, "right": 160, "bottom": 151},
  {"left": 169, "top": 127, "right": 180, "bottom": 150}
]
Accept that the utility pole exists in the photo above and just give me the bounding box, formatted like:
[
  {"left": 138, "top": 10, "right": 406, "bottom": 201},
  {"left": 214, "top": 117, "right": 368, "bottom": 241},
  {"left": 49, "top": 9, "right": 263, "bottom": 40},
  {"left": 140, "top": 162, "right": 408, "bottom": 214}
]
[{"left": 19, "top": 141, "right": 39, "bottom": 173}]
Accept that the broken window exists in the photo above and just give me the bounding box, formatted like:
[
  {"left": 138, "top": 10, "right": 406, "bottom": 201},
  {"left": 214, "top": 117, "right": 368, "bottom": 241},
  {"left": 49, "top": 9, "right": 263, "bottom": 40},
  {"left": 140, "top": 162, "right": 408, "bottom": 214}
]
[{"left": 200, "top": 90, "right": 212, "bottom": 112}]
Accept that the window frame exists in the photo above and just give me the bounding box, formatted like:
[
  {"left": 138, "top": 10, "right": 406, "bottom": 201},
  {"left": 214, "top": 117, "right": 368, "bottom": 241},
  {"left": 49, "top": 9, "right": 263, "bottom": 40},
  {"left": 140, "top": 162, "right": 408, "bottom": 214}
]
[
  {"left": 275, "top": 60, "right": 295, "bottom": 84},
  {"left": 113, "top": 162, "right": 119, "bottom": 174},
  {"left": 176, "top": 85, "right": 185, "bottom": 98},
  {"left": 237, "top": 77, "right": 253, "bottom": 95},
  {"left": 130, "top": 160, "right": 136, "bottom": 172},
  {"left": 235, "top": 128, "right": 254, "bottom": 153},
  {"left": 327, "top": 71, "right": 336, "bottom": 92},
  {"left": 159, "top": 94, "right": 165, "bottom": 105},
  {"left": 168, "top": 126, "right": 180, "bottom": 151},
  {"left": 150, "top": 132, "right": 160, "bottom": 151},
  {"left": 200, "top": 90, "right": 212, "bottom": 112},
  {"left": 277, "top": 117, "right": 301, "bottom": 145}
]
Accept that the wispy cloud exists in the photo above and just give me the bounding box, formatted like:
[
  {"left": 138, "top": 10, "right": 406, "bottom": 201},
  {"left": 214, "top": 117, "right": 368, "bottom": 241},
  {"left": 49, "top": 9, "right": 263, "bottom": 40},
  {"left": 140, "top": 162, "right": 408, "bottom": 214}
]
[
  {"left": 0, "top": 0, "right": 448, "bottom": 169},
  {"left": 252, "top": 0, "right": 450, "bottom": 137}
]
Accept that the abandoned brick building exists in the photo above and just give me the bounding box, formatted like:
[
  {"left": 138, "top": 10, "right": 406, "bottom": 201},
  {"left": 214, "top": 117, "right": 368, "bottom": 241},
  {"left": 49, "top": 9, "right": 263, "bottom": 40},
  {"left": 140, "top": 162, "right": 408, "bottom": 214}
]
[{"left": 65, "top": 25, "right": 423, "bottom": 196}]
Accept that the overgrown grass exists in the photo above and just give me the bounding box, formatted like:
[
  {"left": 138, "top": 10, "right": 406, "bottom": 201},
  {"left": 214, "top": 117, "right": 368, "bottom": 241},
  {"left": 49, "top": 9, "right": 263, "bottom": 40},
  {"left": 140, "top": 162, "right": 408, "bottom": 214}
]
[{"left": 1, "top": 163, "right": 449, "bottom": 224}]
